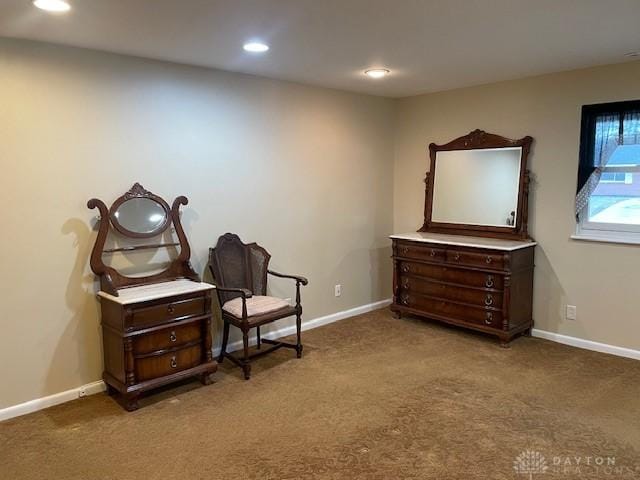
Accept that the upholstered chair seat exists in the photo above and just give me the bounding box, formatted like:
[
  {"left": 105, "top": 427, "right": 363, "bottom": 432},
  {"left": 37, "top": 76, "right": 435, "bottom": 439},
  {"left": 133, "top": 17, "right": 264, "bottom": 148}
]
[{"left": 222, "top": 295, "right": 290, "bottom": 318}]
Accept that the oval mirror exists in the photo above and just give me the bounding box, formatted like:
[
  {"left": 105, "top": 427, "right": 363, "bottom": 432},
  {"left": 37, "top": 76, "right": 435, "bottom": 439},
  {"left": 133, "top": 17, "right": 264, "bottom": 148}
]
[{"left": 112, "top": 197, "right": 169, "bottom": 237}]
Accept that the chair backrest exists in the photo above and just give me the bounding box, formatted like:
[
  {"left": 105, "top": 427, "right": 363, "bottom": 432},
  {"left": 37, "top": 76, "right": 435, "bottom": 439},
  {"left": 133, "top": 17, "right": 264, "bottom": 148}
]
[{"left": 209, "top": 233, "right": 271, "bottom": 304}]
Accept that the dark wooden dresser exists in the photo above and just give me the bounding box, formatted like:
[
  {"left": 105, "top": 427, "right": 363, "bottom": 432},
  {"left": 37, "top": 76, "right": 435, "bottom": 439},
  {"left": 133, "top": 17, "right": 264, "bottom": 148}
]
[
  {"left": 98, "top": 280, "right": 217, "bottom": 410},
  {"left": 394, "top": 130, "right": 537, "bottom": 346},
  {"left": 390, "top": 233, "right": 536, "bottom": 345},
  {"left": 88, "top": 183, "right": 217, "bottom": 410}
]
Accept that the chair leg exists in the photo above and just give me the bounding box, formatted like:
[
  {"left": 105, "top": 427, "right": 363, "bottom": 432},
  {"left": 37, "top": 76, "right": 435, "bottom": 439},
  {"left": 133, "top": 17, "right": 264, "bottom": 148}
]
[
  {"left": 295, "top": 313, "right": 303, "bottom": 359},
  {"left": 218, "top": 321, "right": 230, "bottom": 363},
  {"left": 242, "top": 329, "right": 251, "bottom": 380},
  {"left": 256, "top": 326, "right": 261, "bottom": 349}
]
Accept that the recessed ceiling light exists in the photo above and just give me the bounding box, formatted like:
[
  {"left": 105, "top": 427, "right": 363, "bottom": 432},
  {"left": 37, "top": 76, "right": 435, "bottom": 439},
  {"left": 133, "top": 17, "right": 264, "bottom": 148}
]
[
  {"left": 243, "top": 42, "right": 269, "bottom": 53},
  {"left": 365, "top": 68, "right": 390, "bottom": 79},
  {"left": 33, "top": 0, "right": 71, "bottom": 12},
  {"left": 624, "top": 51, "right": 640, "bottom": 58}
]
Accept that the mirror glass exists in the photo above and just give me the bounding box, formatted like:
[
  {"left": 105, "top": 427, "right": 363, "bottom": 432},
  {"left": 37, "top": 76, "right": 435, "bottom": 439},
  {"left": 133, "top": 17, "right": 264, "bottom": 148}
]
[
  {"left": 431, "top": 147, "right": 522, "bottom": 227},
  {"left": 113, "top": 198, "right": 168, "bottom": 235}
]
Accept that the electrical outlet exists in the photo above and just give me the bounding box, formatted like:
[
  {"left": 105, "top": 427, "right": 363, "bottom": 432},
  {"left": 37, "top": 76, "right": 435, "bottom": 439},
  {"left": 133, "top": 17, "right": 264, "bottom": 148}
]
[
  {"left": 334, "top": 284, "right": 342, "bottom": 297},
  {"left": 566, "top": 305, "right": 577, "bottom": 321}
]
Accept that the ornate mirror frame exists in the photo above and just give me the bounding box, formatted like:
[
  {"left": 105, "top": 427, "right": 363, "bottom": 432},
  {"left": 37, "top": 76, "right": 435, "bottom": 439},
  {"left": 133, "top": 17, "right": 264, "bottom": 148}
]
[
  {"left": 108, "top": 183, "right": 171, "bottom": 238},
  {"left": 419, "top": 129, "right": 533, "bottom": 240},
  {"left": 87, "top": 183, "right": 199, "bottom": 296}
]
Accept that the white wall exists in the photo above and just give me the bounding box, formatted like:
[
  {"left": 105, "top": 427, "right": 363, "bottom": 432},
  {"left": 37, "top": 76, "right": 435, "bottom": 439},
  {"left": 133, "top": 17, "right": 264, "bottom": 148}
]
[{"left": 0, "top": 39, "right": 394, "bottom": 409}]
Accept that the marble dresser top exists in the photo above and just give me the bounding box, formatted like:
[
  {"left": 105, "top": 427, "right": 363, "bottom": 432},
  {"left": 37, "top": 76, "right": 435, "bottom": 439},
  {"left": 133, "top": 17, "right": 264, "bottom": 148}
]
[
  {"left": 390, "top": 232, "right": 537, "bottom": 251},
  {"left": 98, "top": 279, "right": 214, "bottom": 305}
]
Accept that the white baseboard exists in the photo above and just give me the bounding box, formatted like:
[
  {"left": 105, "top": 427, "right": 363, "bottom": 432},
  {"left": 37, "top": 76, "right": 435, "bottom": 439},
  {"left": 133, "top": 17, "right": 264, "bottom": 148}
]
[
  {"left": 0, "top": 380, "right": 106, "bottom": 423},
  {"left": 532, "top": 329, "right": 640, "bottom": 361},
  {"left": 0, "top": 298, "right": 392, "bottom": 423}
]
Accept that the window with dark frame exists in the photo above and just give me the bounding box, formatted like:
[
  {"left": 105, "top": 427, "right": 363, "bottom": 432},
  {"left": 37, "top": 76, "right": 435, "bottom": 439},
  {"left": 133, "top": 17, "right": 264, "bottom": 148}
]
[{"left": 576, "top": 100, "right": 640, "bottom": 234}]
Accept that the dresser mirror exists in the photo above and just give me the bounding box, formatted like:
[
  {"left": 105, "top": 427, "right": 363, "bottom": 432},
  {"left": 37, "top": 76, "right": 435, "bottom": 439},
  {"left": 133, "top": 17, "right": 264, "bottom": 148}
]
[
  {"left": 420, "top": 130, "right": 533, "bottom": 240},
  {"left": 88, "top": 183, "right": 199, "bottom": 295},
  {"left": 111, "top": 196, "right": 170, "bottom": 237}
]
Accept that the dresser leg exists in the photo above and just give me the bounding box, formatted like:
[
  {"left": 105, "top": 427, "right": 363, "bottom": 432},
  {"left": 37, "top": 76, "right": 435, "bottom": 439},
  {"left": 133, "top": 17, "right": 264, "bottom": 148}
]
[
  {"left": 199, "top": 373, "right": 213, "bottom": 385},
  {"left": 105, "top": 383, "right": 118, "bottom": 397},
  {"left": 499, "top": 340, "right": 511, "bottom": 349},
  {"left": 123, "top": 394, "right": 140, "bottom": 412},
  {"left": 392, "top": 310, "right": 402, "bottom": 319}
]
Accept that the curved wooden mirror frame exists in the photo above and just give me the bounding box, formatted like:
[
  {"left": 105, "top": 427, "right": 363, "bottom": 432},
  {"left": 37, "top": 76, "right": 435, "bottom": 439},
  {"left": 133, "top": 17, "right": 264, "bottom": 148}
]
[
  {"left": 87, "top": 183, "right": 199, "bottom": 296},
  {"left": 108, "top": 183, "right": 171, "bottom": 238},
  {"left": 419, "top": 129, "right": 533, "bottom": 240}
]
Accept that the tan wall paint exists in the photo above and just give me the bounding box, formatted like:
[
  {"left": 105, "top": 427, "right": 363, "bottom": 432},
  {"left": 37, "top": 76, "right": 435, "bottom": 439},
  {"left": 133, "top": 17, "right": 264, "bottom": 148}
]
[
  {"left": 0, "top": 39, "right": 394, "bottom": 409},
  {"left": 394, "top": 60, "right": 640, "bottom": 351}
]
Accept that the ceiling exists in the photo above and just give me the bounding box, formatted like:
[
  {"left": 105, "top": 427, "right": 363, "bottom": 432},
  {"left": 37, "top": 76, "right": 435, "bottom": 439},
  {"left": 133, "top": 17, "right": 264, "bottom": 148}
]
[{"left": 1, "top": 0, "right": 639, "bottom": 98}]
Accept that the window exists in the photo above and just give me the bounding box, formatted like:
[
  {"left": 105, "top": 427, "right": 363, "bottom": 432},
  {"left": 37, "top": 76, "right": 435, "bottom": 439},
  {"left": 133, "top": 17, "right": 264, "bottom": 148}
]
[
  {"left": 599, "top": 171, "right": 632, "bottom": 184},
  {"left": 575, "top": 101, "right": 640, "bottom": 242}
]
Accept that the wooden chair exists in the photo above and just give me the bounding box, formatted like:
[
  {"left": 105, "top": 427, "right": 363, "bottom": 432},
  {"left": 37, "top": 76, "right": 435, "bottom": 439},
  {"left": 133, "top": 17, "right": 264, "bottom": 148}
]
[{"left": 209, "top": 233, "right": 308, "bottom": 380}]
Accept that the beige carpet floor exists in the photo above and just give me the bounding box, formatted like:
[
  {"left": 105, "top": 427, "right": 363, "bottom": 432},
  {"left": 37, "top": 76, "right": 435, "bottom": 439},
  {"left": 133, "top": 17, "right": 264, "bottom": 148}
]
[{"left": 2, "top": 308, "right": 640, "bottom": 479}]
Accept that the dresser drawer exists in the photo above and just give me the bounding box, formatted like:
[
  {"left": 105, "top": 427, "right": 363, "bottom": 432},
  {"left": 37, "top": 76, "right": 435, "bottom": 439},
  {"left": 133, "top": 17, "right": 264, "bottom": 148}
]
[
  {"left": 133, "top": 321, "right": 202, "bottom": 355},
  {"left": 130, "top": 297, "right": 206, "bottom": 328},
  {"left": 395, "top": 242, "right": 446, "bottom": 262},
  {"left": 398, "top": 293, "right": 503, "bottom": 329},
  {"left": 399, "top": 276, "right": 503, "bottom": 307},
  {"left": 399, "top": 261, "right": 504, "bottom": 290},
  {"left": 446, "top": 249, "right": 504, "bottom": 271},
  {"left": 135, "top": 344, "right": 202, "bottom": 382}
]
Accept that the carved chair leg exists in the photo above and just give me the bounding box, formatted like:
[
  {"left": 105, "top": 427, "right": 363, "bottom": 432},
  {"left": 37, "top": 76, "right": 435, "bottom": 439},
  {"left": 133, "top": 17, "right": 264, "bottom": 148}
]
[
  {"left": 242, "top": 329, "right": 251, "bottom": 380},
  {"left": 294, "top": 282, "right": 303, "bottom": 359},
  {"left": 218, "top": 321, "right": 230, "bottom": 363},
  {"left": 295, "top": 313, "right": 303, "bottom": 359},
  {"left": 256, "top": 326, "right": 261, "bottom": 349}
]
